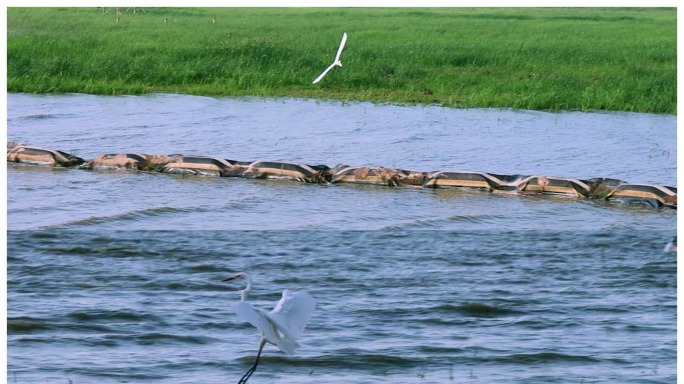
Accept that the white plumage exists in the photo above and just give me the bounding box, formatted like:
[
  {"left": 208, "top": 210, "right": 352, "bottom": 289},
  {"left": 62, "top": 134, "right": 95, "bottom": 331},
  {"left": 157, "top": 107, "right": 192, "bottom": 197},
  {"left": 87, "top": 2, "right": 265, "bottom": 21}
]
[
  {"left": 234, "top": 289, "right": 315, "bottom": 354},
  {"left": 313, "top": 32, "right": 348, "bottom": 84},
  {"left": 225, "top": 272, "right": 316, "bottom": 383}
]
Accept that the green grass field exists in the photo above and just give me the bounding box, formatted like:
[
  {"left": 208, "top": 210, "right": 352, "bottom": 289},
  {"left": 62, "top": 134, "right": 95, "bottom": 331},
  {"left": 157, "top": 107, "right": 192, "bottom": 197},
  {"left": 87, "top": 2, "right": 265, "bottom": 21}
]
[{"left": 6, "top": 7, "right": 677, "bottom": 114}]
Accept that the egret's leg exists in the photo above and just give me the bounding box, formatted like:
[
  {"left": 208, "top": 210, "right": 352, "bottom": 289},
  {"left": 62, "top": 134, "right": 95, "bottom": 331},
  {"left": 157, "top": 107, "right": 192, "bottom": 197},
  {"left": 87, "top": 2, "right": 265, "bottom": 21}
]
[{"left": 238, "top": 338, "right": 267, "bottom": 384}]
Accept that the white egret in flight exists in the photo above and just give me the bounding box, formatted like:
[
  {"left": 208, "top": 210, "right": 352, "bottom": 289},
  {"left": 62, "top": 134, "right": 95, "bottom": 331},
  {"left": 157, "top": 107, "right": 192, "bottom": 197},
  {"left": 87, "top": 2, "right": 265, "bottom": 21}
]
[
  {"left": 664, "top": 236, "right": 677, "bottom": 253},
  {"left": 224, "top": 272, "right": 316, "bottom": 384},
  {"left": 312, "top": 32, "right": 348, "bottom": 84}
]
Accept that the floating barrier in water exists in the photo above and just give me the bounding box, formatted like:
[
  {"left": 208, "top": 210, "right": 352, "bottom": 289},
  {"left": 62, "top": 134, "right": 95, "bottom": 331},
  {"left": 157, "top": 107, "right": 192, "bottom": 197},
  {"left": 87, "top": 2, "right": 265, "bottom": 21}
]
[
  {"left": 606, "top": 183, "right": 677, "bottom": 208},
  {"left": 243, "top": 161, "right": 328, "bottom": 183},
  {"left": 7, "top": 141, "right": 26, "bottom": 151},
  {"left": 82, "top": 153, "right": 180, "bottom": 172},
  {"left": 6, "top": 144, "right": 85, "bottom": 167},
  {"left": 6, "top": 142, "right": 677, "bottom": 209},
  {"left": 162, "top": 155, "right": 250, "bottom": 177},
  {"left": 83, "top": 153, "right": 148, "bottom": 170},
  {"left": 423, "top": 171, "right": 526, "bottom": 192},
  {"left": 515, "top": 176, "right": 592, "bottom": 198},
  {"left": 332, "top": 166, "right": 405, "bottom": 187},
  {"left": 330, "top": 166, "right": 428, "bottom": 187}
]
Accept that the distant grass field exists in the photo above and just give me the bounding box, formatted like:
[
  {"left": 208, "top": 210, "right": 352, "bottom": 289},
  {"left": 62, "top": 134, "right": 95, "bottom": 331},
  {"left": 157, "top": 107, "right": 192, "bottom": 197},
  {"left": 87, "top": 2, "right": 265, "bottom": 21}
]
[{"left": 6, "top": 7, "right": 677, "bottom": 114}]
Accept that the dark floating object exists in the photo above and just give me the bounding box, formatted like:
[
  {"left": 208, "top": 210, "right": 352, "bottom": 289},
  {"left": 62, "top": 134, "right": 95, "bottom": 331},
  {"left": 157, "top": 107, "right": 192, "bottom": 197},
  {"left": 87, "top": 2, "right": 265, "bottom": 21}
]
[
  {"left": 163, "top": 155, "right": 249, "bottom": 177},
  {"left": 243, "top": 161, "right": 329, "bottom": 183},
  {"left": 6, "top": 142, "right": 676, "bottom": 210},
  {"left": 515, "top": 176, "right": 591, "bottom": 197},
  {"left": 606, "top": 183, "right": 677, "bottom": 208},
  {"left": 7, "top": 144, "right": 84, "bottom": 167},
  {"left": 331, "top": 166, "right": 407, "bottom": 187},
  {"left": 82, "top": 153, "right": 178, "bottom": 171},
  {"left": 424, "top": 171, "right": 527, "bottom": 192}
]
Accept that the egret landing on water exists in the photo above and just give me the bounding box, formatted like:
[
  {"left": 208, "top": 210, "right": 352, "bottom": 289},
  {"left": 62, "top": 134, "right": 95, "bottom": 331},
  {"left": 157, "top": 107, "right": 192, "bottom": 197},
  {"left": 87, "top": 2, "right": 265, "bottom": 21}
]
[
  {"left": 312, "top": 32, "right": 348, "bottom": 84},
  {"left": 224, "top": 272, "right": 316, "bottom": 384}
]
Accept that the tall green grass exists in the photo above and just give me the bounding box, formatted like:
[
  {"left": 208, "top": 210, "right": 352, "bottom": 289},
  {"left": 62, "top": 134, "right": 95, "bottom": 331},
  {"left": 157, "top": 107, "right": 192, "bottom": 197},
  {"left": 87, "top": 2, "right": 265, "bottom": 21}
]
[{"left": 7, "top": 7, "right": 676, "bottom": 114}]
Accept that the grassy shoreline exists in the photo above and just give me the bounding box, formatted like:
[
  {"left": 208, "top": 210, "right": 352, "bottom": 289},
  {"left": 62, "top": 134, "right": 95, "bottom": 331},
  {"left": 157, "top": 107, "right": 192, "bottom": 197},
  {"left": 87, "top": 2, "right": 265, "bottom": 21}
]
[{"left": 7, "top": 7, "right": 677, "bottom": 114}]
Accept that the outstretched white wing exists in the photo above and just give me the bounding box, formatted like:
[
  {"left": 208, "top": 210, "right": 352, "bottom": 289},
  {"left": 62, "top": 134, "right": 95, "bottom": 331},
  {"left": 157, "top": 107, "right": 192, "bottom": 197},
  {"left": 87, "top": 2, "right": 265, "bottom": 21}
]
[
  {"left": 267, "top": 289, "right": 316, "bottom": 340},
  {"left": 313, "top": 63, "right": 336, "bottom": 84},
  {"left": 234, "top": 301, "right": 272, "bottom": 337},
  {"left": 334, "top": 32, "right": 348, "bottom": 63},
  {"left": 234, "top": 301, "right": 299, "bottom": 354},
  {"left": 234, "top": 293, "right": 315, "bottom": 355}
]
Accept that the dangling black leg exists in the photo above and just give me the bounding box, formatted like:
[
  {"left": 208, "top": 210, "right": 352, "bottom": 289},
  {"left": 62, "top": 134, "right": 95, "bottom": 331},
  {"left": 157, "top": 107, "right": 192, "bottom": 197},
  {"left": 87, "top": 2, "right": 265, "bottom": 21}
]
[{"left": 238, "top": 338, "right": 266, "bottom": 384}]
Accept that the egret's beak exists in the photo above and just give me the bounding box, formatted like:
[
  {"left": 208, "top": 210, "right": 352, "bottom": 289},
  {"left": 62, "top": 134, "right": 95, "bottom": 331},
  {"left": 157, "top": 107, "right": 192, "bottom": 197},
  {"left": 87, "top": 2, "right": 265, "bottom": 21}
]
[{"left": 223, "top": 275, "right": 240, "bottom": 282}]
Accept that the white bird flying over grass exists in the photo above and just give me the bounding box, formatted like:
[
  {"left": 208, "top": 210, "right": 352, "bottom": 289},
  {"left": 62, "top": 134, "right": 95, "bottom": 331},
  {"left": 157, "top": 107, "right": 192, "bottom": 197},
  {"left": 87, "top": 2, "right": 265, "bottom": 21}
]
[{"left": 312, "top": 32, "right": 348, "bottom": 84}]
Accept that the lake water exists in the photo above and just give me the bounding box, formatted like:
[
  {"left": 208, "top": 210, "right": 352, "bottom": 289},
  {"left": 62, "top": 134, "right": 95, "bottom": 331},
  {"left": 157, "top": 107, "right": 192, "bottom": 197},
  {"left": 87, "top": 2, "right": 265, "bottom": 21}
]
[{"left": 6, "top": 93, "right": 677, "bottom": 383}]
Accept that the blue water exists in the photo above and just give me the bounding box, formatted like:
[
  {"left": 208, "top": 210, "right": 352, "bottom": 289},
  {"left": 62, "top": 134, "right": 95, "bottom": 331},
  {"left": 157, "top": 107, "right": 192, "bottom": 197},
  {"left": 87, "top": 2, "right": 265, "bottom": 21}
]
[{"left": 6, "top": 93, "right": 677, "bottom": 383}]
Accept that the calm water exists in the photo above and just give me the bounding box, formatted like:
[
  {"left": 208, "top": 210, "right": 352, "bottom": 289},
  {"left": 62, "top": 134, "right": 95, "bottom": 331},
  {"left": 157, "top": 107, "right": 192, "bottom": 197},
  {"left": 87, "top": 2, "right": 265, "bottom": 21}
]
[{"left": 6, "top": 93, "right": 677, "bottom": 383}]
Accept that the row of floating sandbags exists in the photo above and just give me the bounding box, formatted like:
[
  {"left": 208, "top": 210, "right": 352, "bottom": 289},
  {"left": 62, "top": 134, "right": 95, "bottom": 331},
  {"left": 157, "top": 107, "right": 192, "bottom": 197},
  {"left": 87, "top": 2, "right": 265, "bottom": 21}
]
[{"left": 6, "top": 142, "right": 677, "bottom": 209}]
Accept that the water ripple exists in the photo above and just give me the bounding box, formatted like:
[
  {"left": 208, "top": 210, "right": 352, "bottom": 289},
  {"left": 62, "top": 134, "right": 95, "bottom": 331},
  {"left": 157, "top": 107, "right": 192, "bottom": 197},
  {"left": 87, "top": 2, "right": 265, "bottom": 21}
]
[{"left": 39, "top": 206, "right": 211, "bottom": 229}]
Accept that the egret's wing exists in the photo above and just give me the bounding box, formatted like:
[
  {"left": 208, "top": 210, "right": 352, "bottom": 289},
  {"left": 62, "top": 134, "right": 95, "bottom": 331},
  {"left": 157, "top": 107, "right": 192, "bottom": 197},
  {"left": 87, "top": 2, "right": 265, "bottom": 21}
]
[
  {"left": 267, "top": 289, "right": 316, "bottom": 340},
  {"left": 335, "top": 32, "right": 348, "bottom": 62},
  {"left": 313, "top": 63, "right": 335, "bottom": 84},
  {"left": 233, "top": 301, "right": 272, "bottom": 341},
  {"left": 234, "top": 301, "right": 300, "bottom": 355}
]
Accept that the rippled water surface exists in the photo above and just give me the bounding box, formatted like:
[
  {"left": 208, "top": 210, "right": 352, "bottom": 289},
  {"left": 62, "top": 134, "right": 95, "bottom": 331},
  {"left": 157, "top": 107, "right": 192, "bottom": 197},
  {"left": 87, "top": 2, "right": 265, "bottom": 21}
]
[{"left": 6, "top": 94, "right": 677, "bottom": 383}]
